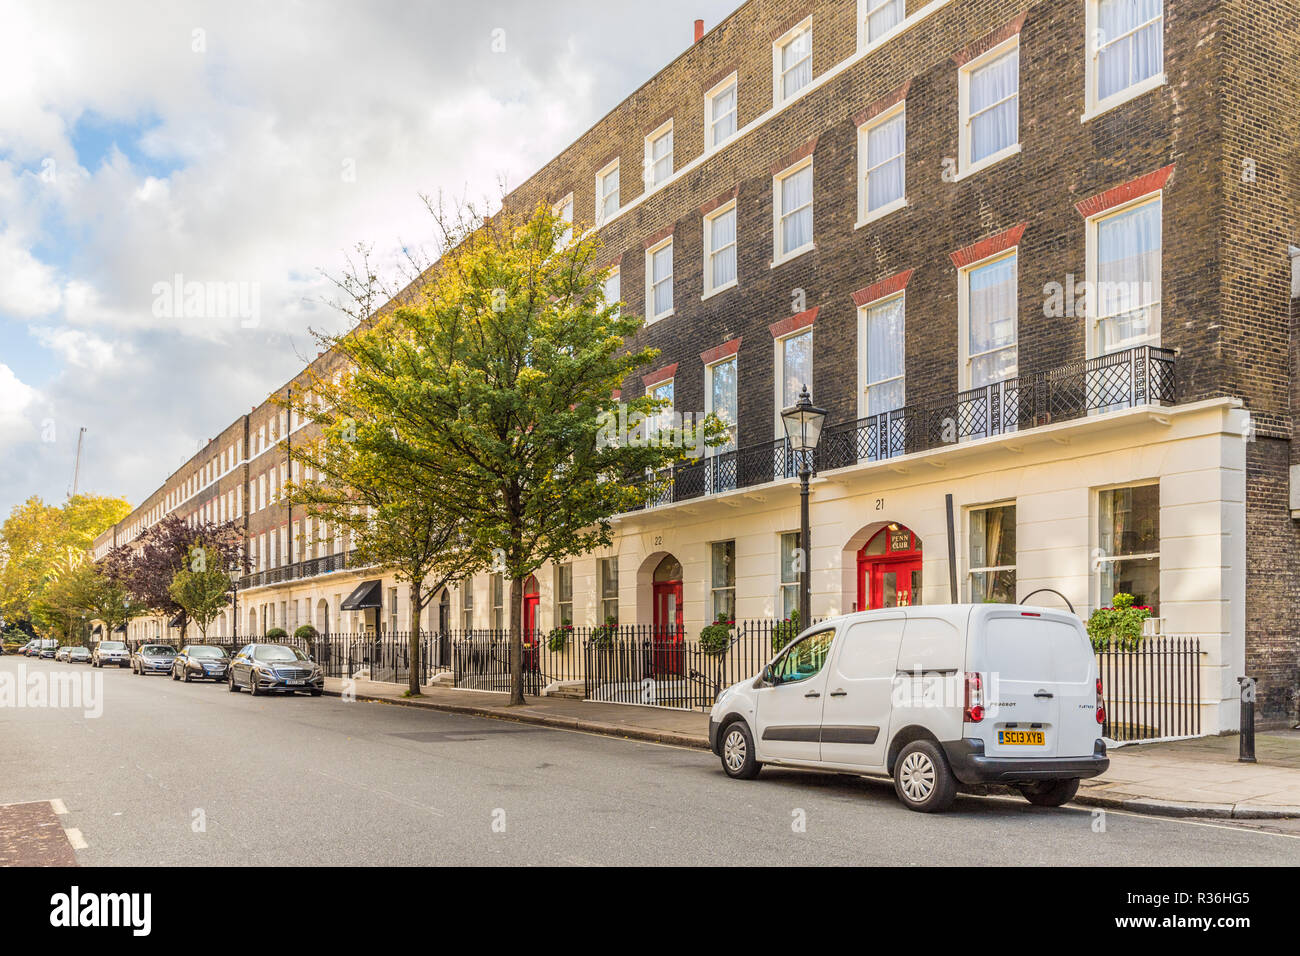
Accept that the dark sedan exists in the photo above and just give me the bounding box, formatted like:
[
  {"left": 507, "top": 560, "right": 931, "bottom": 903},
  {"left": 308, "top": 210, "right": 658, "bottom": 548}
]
[
  {"left": 171, "top": 644, "right": 229, "bottom": 682},
  {"left": 131, "top": 643, "right": 176, "bottom": 675},
  {"left": 228, "top": 643, "right": 323, "bottom": 696}
]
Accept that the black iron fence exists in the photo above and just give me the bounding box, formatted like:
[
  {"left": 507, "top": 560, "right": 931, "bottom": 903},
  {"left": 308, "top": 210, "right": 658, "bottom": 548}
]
[
  {"left": 126, "top": 621, "right": 1205, "bottom": 731},
  {"left": 1097, "top": 636, "right": 1202, "bottom": 742},
  {"left": 633, "top": 345, "right": 1176, "bottom": 509}
]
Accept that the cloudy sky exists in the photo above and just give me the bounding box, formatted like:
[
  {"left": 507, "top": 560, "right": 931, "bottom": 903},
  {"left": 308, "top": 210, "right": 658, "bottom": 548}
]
[{"left": 0, "top": 0, "right": 741, "bottom": 516}]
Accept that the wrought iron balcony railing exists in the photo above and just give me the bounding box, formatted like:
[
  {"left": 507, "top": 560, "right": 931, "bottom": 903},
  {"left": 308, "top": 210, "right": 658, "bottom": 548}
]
[
  {"left": 630, "top": 345, "right": 1175, "bottom": 512},
  {"left": 237, "top": 548, "right": 363, "bottom": 591}
]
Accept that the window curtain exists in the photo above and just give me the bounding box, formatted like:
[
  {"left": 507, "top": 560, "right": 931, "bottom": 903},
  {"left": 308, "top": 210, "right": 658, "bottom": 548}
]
[
  {"left": 711, "top": 85, "right": 736, "bottom": 143},
  {"left": 782, "top": 331, "right": 812, "bottom": 408},
  {"left": 1096, "top": 199, "right": 1161, "bottom": 352},
  {"left": 651, "top": 131, "right": 673, "bottom": 184},
  {"left": 781, "top": 166, "right": 813, "bottom": 252},
  {"left": 710, "top": 359, "right": 738, "bottom": 450},
  {"left": 864, "top": 297, "right": 905, "bottom": 413},
  {"left": 866, "top": 112, "right": 905, "bottom": 211},
  {"left": 781, "top": 31, "right": 812, "bottom": 97},
  {"left": 969, "top": 48, "right": 1019, "bottom": 162},
  {"left": 652, "top": 244, "right": 672, "bottom": 316},
  {"left": 1098, "top": 0, "right": 1163, "bottom": 101},
  {"left": 967, "top": 256, "right": 1018, "bottom": 387},
  {"left": 867, "top": 0, "right": 904, "bottom": 42},
  {"left": 710, "top": 209, "right": 737, "bottom": 287}
]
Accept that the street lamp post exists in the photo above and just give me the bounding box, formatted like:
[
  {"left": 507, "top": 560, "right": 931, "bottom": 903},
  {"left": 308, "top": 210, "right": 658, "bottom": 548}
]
[{"left": 780, "top": 385, "right": 827, "bottom": 630}]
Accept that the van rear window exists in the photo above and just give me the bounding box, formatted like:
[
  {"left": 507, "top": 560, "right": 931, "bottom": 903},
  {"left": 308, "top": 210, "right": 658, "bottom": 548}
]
[{"left": 984, "top": 618, "right": 1089, "bottom": 683}]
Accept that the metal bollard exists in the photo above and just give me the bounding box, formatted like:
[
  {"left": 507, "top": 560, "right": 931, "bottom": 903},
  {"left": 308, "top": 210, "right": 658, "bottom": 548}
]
[{"left": 1238, "top": 676, "right": 1256, "bottom": 764}]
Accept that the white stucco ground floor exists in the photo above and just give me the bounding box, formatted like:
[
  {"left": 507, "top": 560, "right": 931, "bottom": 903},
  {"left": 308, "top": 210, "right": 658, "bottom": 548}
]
[{"left": 130, "top": 397, "right": 1250, "bottom": 736}]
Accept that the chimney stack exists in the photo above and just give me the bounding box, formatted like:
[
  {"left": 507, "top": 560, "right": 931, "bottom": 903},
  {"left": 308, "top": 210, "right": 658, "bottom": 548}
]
[{"left": 694, "top": 19, "right": 704, "bottom": 43}]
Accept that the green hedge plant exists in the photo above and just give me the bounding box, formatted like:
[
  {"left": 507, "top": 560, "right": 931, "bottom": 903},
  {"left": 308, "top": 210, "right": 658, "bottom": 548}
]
[
  {"left": 1086, "top": 593, "right": 1152, "bottom": 650},
  {"left": 699, "top": 615, "right": 735, "bottom": 655}
]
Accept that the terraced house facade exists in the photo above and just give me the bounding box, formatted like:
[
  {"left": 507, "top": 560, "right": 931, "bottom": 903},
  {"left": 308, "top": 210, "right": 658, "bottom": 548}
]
[{"left": 95, "top": 0, "right": 1300, "bottom": 732}]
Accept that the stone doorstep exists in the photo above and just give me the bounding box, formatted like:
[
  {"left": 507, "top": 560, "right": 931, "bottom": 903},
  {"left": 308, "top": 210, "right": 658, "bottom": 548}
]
[{"left": 320, "top": 679, "right": 1300, "bottom": 820}]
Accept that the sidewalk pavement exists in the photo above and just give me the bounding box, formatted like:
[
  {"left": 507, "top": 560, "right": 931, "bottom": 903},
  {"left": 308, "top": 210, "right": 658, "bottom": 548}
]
[{"left": 322, "top": 676, "right": 1300, "bottom": 819}]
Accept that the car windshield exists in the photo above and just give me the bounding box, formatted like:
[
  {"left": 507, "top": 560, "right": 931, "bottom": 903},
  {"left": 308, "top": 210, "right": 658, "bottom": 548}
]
[
  {"left": 253, "top": 645, "right": 307, "bottom": 662},
  {"left": 100, "top": 642, "right": 126, "bottom": 651},
  {"left": 188, "top": 646, "right": 227, "bottom": 659},
  {"left": 141, "top": 645, "right": 174, "bottom": 656},
  {"left": 70, "top": 648, "right": 88, "bottom": 654}
]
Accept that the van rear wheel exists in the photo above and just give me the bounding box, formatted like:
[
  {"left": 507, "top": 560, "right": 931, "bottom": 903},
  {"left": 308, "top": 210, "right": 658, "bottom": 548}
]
[
  {"left": 893, "top": 740, "right": 956, "bottom": 812},
  {"left": 1018, "top": 778, "right": 1079, "bottom": 807},
  {"left": 719, "top": 721, "right": 760, "bottom": 780}
]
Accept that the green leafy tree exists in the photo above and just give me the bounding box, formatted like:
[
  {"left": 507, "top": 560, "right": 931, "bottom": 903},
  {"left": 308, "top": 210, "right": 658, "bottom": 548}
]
[
  {"left": 315, "top": 202, "right": 720, "bottom": 704},
  {"left": 167, "top": 544, "right": 234, "bottom": 642}
]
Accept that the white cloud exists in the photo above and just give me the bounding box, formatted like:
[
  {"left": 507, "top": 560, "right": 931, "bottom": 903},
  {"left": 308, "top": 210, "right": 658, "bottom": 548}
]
[{"left": 0, "top": 0, "right": 744, "bottom": 512}]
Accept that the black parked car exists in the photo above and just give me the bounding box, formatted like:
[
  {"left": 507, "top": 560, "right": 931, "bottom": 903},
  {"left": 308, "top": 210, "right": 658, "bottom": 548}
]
[
  {"left": 131, "top": 644, "right": 176, "bottom": 675},
  {"left": 228, "top": 643, "right": 323, "bottom": 696},
  {"left": 171, "top": 644, "right": 230, "bottom": 682}
]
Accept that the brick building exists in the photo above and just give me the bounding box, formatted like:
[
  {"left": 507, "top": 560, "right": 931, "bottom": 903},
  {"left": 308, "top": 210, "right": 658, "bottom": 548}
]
[{"left": 94, "top": 0, "right": 1300, "bottom": 730}]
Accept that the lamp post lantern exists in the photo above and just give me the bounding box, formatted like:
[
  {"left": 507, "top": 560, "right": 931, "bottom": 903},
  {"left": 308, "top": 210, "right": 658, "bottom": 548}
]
[{"left": 780, "top": 385, "right": 828, "bottom": 629}]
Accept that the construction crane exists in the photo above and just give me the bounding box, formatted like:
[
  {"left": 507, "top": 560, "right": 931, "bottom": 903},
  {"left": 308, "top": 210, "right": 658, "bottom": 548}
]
[{"left": 68, "top": 427, "right": 86, "bottom": 499}]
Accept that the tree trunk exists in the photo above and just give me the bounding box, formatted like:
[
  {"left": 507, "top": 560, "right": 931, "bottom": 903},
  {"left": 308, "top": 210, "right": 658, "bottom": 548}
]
[
  {"left": 408, "top": 580, "right": 422, "bottom": 697},
  {"left": 508, "top": 574, "right": 524, "bottom": 706}
]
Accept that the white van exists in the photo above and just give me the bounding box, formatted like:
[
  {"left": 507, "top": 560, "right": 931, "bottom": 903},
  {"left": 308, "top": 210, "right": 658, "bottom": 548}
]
[{"left": 708, "top": 604, "right": 1108, "bottom": 812}]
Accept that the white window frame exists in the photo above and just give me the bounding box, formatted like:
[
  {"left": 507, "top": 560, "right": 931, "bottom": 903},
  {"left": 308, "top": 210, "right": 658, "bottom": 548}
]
[
  {"left": 966, "top": 502, "right": 1018, "bottom": 602},
  {"left": 704, "top": 355, "right": 738, "bottom": 452},
  {"left": 772, "top": 157, "right": 814, "bottom": 265},
  {"left": 645, "top": 237, "right": 674, "bottom": 323},
  {"left": 1093, "top": 480, "right": 1161, "bottom": 613},
  {"left": 957, "top": 248, "right": 1019, "bottom": 391},
  {"left": 710, "top": 540, "right": 736, "bottom": 622},
  {"left": 857, "top": 292, "right": 906, "bottom": 418},
  {"left": 1083, "top": 0, "right": 1166, "bottom": 122},
  {"left": 644, "top": 120, "right": 674, "bottom": 191},
  {"left": 1084, "top": 193, "right": 1162, "bottom": 358},
  {"left": 772, "top": 17, "right": 813, "bottom": 106},
  {"left": 596, "top": 159, "right": 619, "bottom": 226},
  {"left": 553, "top": 193, "right": 574, "bottom": 246},
  {"left": 856, "top": 103, "right": 907, "bottom": 227},
  {"left": 704, "top": 73, "right": 739, "bottom": 151},
  {"left": 773, "top": 327, "right": 813, "bottom": 438},
  {"left": 702, "top": 200, "right": 738, "bottom": 299},
  {"left": 603, "top": 265, "right": 621, "bottom": 318},
  {"left": 857, "top": 0, "right": 906, "bottom": 50},
  {"left": 957, "top": 36, "right": 1021, "bottom": 179}
]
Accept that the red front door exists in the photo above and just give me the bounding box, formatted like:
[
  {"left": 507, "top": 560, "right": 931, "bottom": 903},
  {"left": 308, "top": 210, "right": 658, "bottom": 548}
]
[
  {"left": 652, "top": 579, "right": 684, "bottom": 675},
  {"left": 857, "top": 525, "right": 922, "bottom": 610},
  {"left": 522, "top": 576, "right": 540, "bottom": 670}
]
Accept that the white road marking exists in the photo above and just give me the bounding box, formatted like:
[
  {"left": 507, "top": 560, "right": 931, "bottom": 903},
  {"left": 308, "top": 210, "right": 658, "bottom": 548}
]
[
  {"left": 64, "top": 828, "right": 88, "bottom": 850},
  {"left": 49, "top": 798, "right": 68, "bottom": 815}
]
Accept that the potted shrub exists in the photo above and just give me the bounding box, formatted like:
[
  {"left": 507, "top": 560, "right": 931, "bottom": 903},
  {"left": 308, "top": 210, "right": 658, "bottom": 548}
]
[
  {"left": 1086, "top": 592, "right": 1152, "bottom": 650},
  {"left": 699, "top": 615, "right": 735, "bottom": 655},
  {"left": 771, "top": 609, "right": 800, "bottom": 654},
  {"left": 547, "top": 620, "right": 574, "bottom": 652},
  {"left": 590, "top": 616, "right": 618, "bottom": 649},
  {"left": 265, "top": 627, "right": 288, "bottom": 642},
  {"left": 294, "top": 624, "right": 318, "bottom": 642}
]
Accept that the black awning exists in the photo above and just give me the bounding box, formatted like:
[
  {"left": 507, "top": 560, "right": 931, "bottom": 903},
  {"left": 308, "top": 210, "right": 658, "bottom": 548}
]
[
  {"left": 169, "top": 613, "right": 186, "bottom": 627},
  {"left": 92, "top": 624, "right": 103, "bottom": 635},
  {"left": 114, "top": 624, "right": 127, "bottom": 633},
  {"left": 341, "top": 579, "right": 383, "bottom": 611}
]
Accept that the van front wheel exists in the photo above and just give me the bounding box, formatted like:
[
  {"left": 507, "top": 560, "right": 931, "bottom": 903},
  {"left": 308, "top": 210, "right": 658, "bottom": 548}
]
[
  {"left": 1018, "top": 778, "right": 1079, "bottom": 807},
  {"left": 719, "top": 721, "right": 761, "bottom": 780},
  {"left": 893, "top": 740, "right": 956, "bottom": 812}
]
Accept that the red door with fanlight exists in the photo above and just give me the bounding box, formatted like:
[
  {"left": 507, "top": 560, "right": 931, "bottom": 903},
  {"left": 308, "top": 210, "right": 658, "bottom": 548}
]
[
  {"left": 522, "top": 575, "right": 540, "bottom": 671},
  {"left": 651, "top": 555, "right": 684, "bottom": 676},
  {"left": 857, "top": 525, "right": 922, "bottom": 610}
]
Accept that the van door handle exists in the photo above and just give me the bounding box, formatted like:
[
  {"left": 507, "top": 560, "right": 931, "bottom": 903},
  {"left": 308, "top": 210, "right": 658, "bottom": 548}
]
[
  {"left": 829, "top": 689, "right": 847, "bottom": 697},
  {"left": 1034, "top": 691, "right": 1054, "bottom": 699},
  {"left": 804, "top": 691, "right": 820, "bottom": 698}
]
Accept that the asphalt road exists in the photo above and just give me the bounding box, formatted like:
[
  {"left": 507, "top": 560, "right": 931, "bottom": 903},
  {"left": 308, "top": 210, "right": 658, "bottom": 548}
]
[{"left": 2, "top": 655, "right": 1297, "bottom": 866}]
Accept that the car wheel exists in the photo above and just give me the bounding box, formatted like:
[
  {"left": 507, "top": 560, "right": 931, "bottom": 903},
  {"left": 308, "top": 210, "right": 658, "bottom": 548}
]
[
  {"left": 310, "top": 689, "right": 322, "bottom": 697},
  {"left": 1018, "top": 778, "right": 1080, "bottom": 808},
  {"left": 893, "top": 740, "right": 957, "bottom": 813},
  {"left": 249, "top": 676, "right": 260, "bottom": 697},
  {"left": 228, "top": 673, "right": 239, "bottom": 693},
  {"left": 182, "top": 668, "right": 191, "bottom": 683},
  {"left": 719, "top": 721, "right": 761, "bottom": 780}
]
